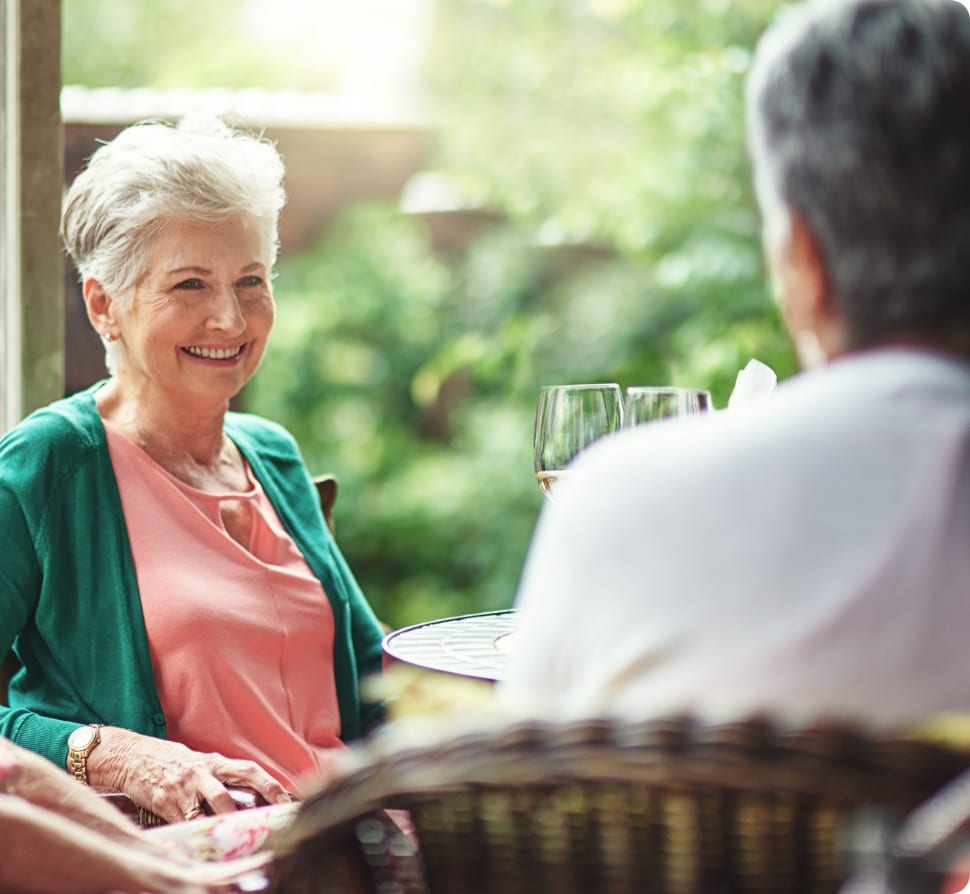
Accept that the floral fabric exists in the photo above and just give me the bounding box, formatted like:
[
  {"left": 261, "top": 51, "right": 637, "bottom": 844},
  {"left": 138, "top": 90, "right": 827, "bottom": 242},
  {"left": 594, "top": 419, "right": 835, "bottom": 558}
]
[{"left": 147, "top": 802, "right": 300, "bottom": 862}]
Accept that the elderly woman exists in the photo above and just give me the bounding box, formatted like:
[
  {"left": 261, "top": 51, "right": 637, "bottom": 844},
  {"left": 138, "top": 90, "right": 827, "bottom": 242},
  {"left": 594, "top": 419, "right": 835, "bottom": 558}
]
[
  {"left": 502, "top": 0, "right": 970, "bottom": 728},
  {"left": 0, "top": 116, "right": 385, "bottom": 824}
]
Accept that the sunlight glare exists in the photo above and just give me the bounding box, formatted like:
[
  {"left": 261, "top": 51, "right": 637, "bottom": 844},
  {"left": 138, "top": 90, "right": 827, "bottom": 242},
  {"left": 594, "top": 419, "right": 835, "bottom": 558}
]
[{"left": 243, "top": 0, "right": 436, "bottom": 104}]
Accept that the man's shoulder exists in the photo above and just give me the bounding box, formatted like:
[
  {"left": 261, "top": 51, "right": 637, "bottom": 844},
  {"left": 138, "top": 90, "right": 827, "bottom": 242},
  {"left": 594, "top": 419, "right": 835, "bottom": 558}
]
[
  {"left": 562, "top": 374, "right": 858, "bottom": 509},
  {"left": 570, "top": 353, "right": 969, "bottom": 516}
]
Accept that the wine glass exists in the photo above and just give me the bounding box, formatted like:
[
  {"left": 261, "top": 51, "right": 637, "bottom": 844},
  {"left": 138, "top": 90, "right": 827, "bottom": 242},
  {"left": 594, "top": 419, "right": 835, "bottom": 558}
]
[
  {"left": 623, "top": 386, "right": 712, "bottom": 428},
  {"left": 534, "top": 383, "right": 624, "bottom": 500}
]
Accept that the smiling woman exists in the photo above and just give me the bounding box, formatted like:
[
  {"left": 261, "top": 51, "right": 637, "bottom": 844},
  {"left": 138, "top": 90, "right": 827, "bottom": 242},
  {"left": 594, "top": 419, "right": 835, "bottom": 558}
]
[
  {"left": 0, "top": 116, "right": 386, "bottom": 827},
  {"left": 87, "top": 216, "right": 275, "bottom": 420}
]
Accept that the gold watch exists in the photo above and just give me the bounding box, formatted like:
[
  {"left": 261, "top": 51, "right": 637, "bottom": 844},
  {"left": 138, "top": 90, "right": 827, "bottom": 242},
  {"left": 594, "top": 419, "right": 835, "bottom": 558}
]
[{"left": 67, "top": 723, "right": 103, "bottom": 785}]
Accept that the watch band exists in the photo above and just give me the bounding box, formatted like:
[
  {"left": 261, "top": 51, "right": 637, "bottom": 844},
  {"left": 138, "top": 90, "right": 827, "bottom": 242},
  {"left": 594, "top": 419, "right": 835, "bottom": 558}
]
[{"left": 68, "top": 723, "right": 103, "bottom": 785}]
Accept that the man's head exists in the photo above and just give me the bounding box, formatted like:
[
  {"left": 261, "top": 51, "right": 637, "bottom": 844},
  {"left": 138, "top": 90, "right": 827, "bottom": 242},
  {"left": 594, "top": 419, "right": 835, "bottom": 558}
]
[{"left": 747, "top": 0, "right": 970, "bottom": 361}]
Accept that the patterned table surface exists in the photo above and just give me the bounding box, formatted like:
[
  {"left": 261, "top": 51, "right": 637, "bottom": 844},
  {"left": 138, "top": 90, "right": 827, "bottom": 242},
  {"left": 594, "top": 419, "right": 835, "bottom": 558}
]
[{"left": 381, "top": 610, "right": 519, "bottom": 682}]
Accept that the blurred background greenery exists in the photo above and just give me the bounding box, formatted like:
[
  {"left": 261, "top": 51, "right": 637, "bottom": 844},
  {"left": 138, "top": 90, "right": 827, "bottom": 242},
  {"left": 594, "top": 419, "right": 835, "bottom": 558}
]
[{"left": 62, "top": 0, "right": 796, "bottom": 629}]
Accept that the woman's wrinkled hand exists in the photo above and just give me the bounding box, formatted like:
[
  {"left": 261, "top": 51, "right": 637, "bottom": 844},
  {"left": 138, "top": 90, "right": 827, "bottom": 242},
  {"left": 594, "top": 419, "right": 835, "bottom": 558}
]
[{"left": 87, "top": 728, "right": 291, "bottom": 824}]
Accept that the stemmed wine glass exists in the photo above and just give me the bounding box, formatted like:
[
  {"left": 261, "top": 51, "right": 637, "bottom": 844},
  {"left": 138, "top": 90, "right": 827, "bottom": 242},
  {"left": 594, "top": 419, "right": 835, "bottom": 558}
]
[
  {"left": 534, "top": 383, "right": 624, "bottom": 500},
  {"left": 623, "top": 387, "right": 712, "bottom": 428}
]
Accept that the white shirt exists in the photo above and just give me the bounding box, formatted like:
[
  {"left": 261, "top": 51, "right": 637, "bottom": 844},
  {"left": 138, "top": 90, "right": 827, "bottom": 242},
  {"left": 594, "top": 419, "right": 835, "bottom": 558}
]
[{"left": 500, "top": 348, "right": 970, "bottom": 731}]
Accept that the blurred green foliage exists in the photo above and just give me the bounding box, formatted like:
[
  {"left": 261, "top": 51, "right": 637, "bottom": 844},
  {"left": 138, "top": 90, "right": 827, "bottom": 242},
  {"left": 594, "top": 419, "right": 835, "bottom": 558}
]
[
  {"left": 248, "top": 0, "right": 797, "bottom": 627},
  {"left": 247, "top": 209, "right": 546, "bottom": 626},
  {"left": 62, "top": 0, "right": 797, "bottom": 629}
]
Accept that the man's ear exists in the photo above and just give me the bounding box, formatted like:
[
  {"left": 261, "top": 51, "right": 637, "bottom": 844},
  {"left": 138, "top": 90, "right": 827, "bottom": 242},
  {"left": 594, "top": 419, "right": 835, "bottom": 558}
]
[
  {"left": 772, "top": 209, "right": 846, "bottom": 367},
  {"left": 82, "top": 278, "right": 118, "bottom": 341},
  {"left": 778, "top": 211, "right": 826, "bottom": 331}
]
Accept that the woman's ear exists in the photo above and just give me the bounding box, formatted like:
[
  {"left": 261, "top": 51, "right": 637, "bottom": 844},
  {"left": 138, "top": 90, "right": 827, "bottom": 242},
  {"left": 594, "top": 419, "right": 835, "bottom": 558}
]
[{"left": 83, "top": 278, "right": 118, "bottom": 342}]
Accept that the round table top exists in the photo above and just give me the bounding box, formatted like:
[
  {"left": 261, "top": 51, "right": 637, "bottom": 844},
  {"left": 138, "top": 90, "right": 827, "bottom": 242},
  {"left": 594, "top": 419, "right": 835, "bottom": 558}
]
[{"left": 381, "top": 610, "right": 518, "bottom": 683}]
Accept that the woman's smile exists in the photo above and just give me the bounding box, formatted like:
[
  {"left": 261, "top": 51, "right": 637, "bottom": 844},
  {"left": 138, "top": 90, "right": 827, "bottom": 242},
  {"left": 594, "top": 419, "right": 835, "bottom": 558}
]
[{"left": 181, "top": 344, "right": 247, "bottom": 362}]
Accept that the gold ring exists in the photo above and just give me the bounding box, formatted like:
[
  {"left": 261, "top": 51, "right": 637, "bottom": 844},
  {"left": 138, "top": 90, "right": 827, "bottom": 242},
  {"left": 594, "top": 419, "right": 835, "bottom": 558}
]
[{"left": 184, "top": 805, "right": 205, "bottom": 821}]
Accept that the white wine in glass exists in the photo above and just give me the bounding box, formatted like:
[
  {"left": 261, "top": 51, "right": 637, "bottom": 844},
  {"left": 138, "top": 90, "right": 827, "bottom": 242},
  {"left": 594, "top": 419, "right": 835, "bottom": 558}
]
[
  {"left": 534, "top": 383, "right": 624, "bottom": 500},
  {"left": 623, "top": 387, "right": 712, "bottom": 427}
]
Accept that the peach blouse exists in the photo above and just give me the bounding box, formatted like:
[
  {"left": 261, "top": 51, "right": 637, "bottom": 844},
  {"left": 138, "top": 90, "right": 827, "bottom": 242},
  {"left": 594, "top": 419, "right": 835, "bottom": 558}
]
[{"left": 104, "top": 420, "right": 343, "bottom": 793}]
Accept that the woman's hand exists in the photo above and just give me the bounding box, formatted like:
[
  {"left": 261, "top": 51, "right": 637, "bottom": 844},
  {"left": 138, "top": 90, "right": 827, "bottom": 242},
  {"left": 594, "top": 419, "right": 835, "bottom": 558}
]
[{"left": 85, "top": 728, "right": 291, "bottom": 824}]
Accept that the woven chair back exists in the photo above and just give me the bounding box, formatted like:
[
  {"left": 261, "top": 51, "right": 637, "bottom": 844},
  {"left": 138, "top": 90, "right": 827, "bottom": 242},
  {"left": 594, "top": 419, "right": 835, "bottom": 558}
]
[{"left": 268, "top": 714, "right": 969, "bottom": 894}]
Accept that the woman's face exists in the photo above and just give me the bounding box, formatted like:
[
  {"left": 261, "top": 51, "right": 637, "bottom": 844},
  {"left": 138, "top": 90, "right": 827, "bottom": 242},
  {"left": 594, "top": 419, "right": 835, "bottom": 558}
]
[{"left": 111, "top": 215, "right": 275, "bottom": 408}]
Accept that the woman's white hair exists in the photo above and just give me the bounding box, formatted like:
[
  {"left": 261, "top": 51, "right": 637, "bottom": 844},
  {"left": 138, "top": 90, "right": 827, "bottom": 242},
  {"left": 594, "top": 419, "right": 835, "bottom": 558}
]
[{"left": 61, "top": 115, "right": 287, "bottom": 370}]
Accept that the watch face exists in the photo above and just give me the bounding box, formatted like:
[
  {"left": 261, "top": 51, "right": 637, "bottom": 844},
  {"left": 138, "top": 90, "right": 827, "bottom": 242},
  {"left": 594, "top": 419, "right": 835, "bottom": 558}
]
[{"left": 68, "top": 725, "right": 97, "bottom": 751}]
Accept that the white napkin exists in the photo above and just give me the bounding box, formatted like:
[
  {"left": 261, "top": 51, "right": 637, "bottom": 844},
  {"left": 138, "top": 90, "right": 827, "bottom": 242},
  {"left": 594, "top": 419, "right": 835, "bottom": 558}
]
[{"left": 727, "top": 359, "right": 777, "bottom": 410}]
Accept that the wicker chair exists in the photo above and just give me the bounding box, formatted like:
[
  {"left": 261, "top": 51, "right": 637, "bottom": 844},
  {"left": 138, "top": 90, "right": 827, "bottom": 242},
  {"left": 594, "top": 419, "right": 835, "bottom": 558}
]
[
  {"left": 266, "top": 714, "right": 970, "bottom": 894},
  {"left": 840, "top": 760, "right": 970, "bottom": 894}
]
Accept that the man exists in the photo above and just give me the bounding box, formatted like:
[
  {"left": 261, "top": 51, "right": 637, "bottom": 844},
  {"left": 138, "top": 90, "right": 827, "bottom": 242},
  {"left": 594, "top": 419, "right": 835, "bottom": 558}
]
[{"left": 501, "top": 0, "right": 970, "bottom": 731}]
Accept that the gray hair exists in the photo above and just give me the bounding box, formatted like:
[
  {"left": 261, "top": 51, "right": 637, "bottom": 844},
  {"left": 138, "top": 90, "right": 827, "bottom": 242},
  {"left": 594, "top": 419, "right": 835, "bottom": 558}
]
[
  {"left": 61, "top": 115, "right": 286, "bottom": 367},
  {"left": 746, "top": 0, "right": 970, "bottom": 348}
]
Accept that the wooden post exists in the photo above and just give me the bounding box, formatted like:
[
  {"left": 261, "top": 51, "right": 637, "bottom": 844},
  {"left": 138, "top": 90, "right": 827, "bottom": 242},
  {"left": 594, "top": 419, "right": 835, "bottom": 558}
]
[{"left": 1, "top": 0, "right": 63, "bottom": 431}]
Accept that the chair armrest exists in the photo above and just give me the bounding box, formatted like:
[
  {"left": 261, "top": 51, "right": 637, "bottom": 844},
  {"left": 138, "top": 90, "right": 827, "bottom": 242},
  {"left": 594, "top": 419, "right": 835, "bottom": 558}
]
[{"left": 312, "top": 474, "right": 338, "bottom": 535}]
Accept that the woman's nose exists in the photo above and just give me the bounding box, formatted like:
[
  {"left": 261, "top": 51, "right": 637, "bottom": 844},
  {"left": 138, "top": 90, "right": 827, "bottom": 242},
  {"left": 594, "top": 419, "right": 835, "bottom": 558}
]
[{"left": 206, "top": 286, "right": 246, "bottom": 334}]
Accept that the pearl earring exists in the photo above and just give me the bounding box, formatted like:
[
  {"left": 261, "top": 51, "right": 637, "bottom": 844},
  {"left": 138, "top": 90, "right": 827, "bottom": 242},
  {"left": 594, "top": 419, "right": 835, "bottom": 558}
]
[{"left": 102, "top": 332, "right": 117, "bottom": 343}]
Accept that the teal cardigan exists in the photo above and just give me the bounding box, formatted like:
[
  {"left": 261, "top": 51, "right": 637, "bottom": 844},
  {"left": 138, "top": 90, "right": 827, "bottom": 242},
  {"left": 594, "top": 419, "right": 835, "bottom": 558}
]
[{"left": 0, "top": 382, "right": 385, "bottom": 768}]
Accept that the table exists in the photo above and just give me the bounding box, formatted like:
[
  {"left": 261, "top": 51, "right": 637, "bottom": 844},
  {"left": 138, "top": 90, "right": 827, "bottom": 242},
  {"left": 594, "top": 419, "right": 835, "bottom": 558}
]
[{"left": 381, "top": 610, "right": 519, "bottom": 683}]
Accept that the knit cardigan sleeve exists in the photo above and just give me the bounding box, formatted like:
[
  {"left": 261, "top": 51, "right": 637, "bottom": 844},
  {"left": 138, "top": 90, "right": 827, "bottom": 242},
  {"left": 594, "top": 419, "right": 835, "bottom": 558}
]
[{"left": 0, "top": 388, "right": 165, "bottom": 766}]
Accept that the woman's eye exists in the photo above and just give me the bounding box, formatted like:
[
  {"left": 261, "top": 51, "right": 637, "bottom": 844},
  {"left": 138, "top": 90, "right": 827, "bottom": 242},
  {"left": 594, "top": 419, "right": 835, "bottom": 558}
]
[
  {"left": 237, "top": 275, "right": 264, "bottom": 288},
  {"left": 174, "top": 278, "right": 204, "bottom": 290}
]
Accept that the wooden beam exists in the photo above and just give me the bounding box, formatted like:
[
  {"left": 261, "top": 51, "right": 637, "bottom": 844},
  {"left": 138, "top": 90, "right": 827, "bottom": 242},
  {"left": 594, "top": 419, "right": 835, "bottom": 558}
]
[{"left": 1, "top": 0, "right": 63, "bottom": 431}]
